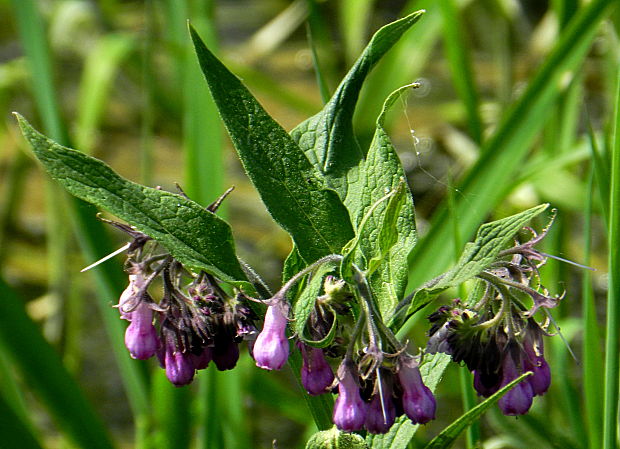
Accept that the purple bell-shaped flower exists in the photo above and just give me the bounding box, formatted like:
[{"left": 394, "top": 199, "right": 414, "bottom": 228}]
[
  {"left": 498, "top": 349, "right": 534, "bottom": 415},
  {"left": 124, "top": 302, "right": 159, "bottom": 360},
  {"left": 253, "top": 301, "right": 290, "bottom": 370},
  {"left": 300, "top": 343, "right": 335, "bottom": 395},
  {"left": 333, "top": 362, "right": 367, "bottom": 432},
  {"left": 522, "top": 325, "right": 551, "bottom": 396},
  {"left": 365, "top": 377, "right": 396, "bottom": 434},
  {"left": 398, "top": 355, "right": 436, "bottom": 424}
]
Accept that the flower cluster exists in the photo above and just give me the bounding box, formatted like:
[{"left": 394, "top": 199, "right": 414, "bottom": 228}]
[
  {"left": 426, "top": 223, "right": 558, "bottom": 415},
  {"left": 250, "top": 268, "right": 436, "bottom": 434},
  {"left": 330, "top": 354, "right": 435, "bottom": 434},
  {"left": 116, "top": 226, "right": 257, "bottom": 386}
]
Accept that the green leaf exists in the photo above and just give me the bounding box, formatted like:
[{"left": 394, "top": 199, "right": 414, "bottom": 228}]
[
  {"left": 398, "top": 204, "right": 549, "bottom": 320},
  {"left": 366, "top": 353, "right": 451, "bottom": 449},
  {"left": 293, "top": 263, "right": 337, "bottom": 339},
  {"left": 306, "top": 426, "right": 368, "bottom": 449},
  {"left": 346, "top": 85, "right": 418, "bottom": 319},
  {"left": 367, "top": 180, "right": 407, "bottom": 275},
  {"left": 423, "top": 373, "right": 533, "bottom": 449},
  {"left": 190, "top": 26, "right": 354, "bottom": 264},
  {"left": 290, "top": 10, "right": 425, "bottom": 198},
  {"left": 16, "top": 114, "right": 250, "bottom": 289}
]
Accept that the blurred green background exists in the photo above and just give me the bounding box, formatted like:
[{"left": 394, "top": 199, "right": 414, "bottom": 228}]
[{"left": 0, "top": 1, "right": 618, "bottom": 448}]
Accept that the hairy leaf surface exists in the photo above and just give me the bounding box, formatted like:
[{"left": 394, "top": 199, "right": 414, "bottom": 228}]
[
  {"left": 190, "top": 27, "right": 354, "bottom": 264},
  {"left": 17, "top": 114, "right": 250, "bottom": 289}
]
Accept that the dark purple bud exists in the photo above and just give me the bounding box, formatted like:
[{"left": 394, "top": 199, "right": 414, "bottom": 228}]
[
  {"left": 124, "top": 302, "right": 159, "bottom": 360},
  {"left": 333, "top": 362, "right": 367, "bottom": 432},
  {"left": 253, "top": 302, "right": 290, "bottom": 370},
  {"left": 365, "top": 379, "right": 396, "bottom": 434},
  {"left": 473, "top": 369, "right": 501, "bottom": 397},
  {"left": 164, "top": 345, "right": 195, "bottom": 387},
  {"left": 212, "top": 339, "right": 239, "bottom": 371},
  {"left": 300, "top": 343, "right": 335, "bottom": 395},
  {"left": 192, "top": 346, "right": 213, "bottom": 370},
  {"left": 398, "top": 356, "right": 436, "bottom": 424},
  {"left": 498, "top": 351, "right": 533, "bottom": 415}
]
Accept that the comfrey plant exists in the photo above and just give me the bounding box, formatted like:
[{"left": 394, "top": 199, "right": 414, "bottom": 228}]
[{"left": 16, "top": 10, "right": 568, "bottom": 447}]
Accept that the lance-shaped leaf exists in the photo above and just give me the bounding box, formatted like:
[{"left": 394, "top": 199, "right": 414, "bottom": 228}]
[
  {"left": 16, "top": 114, "right": 250, "bottom": 289},
  {"left": 395, "top": 203, "right": 549, "bottom": 322},
  {"left": 190, "top": 26, "right": 354, "bottom": 264},
  {"left": 290, "top": 10, "right": 424, "bottom": 199},
  {"left": 345, "top": 85, "right": 418, "bottom": 319}
]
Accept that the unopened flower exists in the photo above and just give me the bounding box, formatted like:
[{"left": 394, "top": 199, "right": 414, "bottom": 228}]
[
  {"left": 333, "top": 361, "right": 367, "bottom": 432},
  {"left": 253, "top": 301, "right": 290, "bottom": 370},
  {"left": 299, "top": 343, "right": 335, "bottom": 395},
  {"left": 191, "top": 346, "right": 213, "bottom": 370},
  {"left": 212, "top": 338, "right": 240, "bottom": 371},
  {"left": 365, "top": 375, "right": 396, "bottom": 434},
  {"left": 397, "top": 355, "right": 436, "bottom": 424},
  {"left": 124, "top": 302, "right": 159, "bottom": 360}
]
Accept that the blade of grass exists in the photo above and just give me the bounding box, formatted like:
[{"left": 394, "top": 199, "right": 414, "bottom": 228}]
[
  {"left": 438, "top": 0, "right": 482, "bottom": 144},
  {"left": 13, "top": 1, "right": 152, "bottom": 445},
  {"left": 0, "top": 275, "right": 115, "bottom": 449},
  {"left": 75, "top": 33, "right": 134, "bottom": 153},
  {"left": 338, "top": 0, "right": 376, "bottom": 66},
  {"left": 152, "top": 372, "right": 191, "bottom": 449},
  {"left": 603, "top": 60, "right": 620, "bottom": 449},
  {"left": 407, "top": 0, "right": 615, "bottom": 290},
  {"left": 0, "top": 393, "right": 44, "bottom": 449},
  {"left": 583, "top": 168, "right": 604, "bottom": 449}
]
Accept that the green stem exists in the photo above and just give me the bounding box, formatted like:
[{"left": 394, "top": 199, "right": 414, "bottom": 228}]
[{"left": 603, "top": 60, "right": 620, "bottom": 449}]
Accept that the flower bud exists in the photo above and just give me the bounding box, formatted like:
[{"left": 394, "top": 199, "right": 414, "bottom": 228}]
[
  {"left": 333, "top": 362, "right": 367, "bottom": 432},
  {"left": 212, "top": 338, "right": 240, "bottom": 371},
  {"left": 365, "top": 378, "right": 396, "bottom": 434},
  {"left": 300, "top": 344, "right": 335, "bottom": 395},
  {"left": 398, "top": 356, "right": 436, "bottom": 424},
  {"left": 253, "top": 302, "right": 290, "bottom": 370},
  {"left": 473, "top": 369, "right": 501, "bottom": 397},
  {"left": 124, "top": 302, "right": 159, "bottom": 360},
  {"left": 164, "top": 345, "right": 195, "bottom": 387}
]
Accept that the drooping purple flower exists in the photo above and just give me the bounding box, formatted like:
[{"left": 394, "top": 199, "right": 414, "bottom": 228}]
[
  {"left": 398, "top": 355, "right": 436, "bottom": 424},
  {"left": 365, "top": 377, "right": 396, "bottom": 434},
  {"left": 253, "top": 301, "right": 290, "bottom": 370},
  {"left": 212, "top": 338, "right": 240, "bottom": 371},
  {"left": 300, "top": 343, "right": 335, "bottom": 395},
  {"left": 124, "top": 302, "right": 159, "bottom": 360},
  {"left": 333, "top": 362, "right": 367, "bottom": 432},
  {"left": 498, "top": 348, "right": 534, "bottom": 415},
  {"left": 521, "top": 321, "right": 551, "bottom": 396},
  {"left": 163, "top": 344, "right": 195, "bottom": 387}
]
